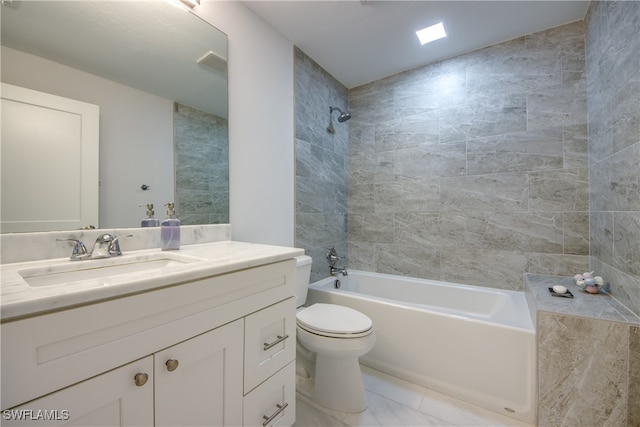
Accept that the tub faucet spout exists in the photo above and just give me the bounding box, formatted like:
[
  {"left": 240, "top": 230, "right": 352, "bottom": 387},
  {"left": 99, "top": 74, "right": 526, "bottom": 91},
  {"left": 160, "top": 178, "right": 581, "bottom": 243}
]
[{"left": 330, "top": 266, "right": 348, "bottom": 276}]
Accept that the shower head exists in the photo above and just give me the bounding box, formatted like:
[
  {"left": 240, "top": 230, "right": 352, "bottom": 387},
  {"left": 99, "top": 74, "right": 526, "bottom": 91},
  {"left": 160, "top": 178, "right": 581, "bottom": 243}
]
[
  {"left": 330, "top": 106, "right": 351, "bottom": 122},
  {"left": 327, "top": 106, "right": 351, "bottom": 134}
]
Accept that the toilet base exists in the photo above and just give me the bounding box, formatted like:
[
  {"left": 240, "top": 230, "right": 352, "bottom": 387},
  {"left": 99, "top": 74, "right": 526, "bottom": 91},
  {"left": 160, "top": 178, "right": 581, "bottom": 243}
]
[
  {"left": 295, "top": 355, "right": 368, "bottom": 413},
  {"left": 314, "top": 354, "right": 368, "bottom": 413}
]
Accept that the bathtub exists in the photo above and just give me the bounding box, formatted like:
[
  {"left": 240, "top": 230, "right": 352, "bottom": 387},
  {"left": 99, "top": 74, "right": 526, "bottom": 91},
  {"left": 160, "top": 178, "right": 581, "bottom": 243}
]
[{"left": 307, "top": 270, "right": 536, "bottom": 424}]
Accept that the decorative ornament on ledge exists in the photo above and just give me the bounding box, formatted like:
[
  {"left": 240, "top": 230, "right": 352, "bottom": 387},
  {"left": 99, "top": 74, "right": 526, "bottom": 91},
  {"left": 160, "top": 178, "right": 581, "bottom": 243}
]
[{"left": 573, "top": 271, "right": 609, "bottom": 294}]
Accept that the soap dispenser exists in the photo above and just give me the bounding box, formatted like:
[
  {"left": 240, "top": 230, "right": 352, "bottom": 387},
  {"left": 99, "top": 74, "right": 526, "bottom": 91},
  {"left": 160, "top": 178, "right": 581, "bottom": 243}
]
[
  {"left": 139, "top": 203, "right": 160, "bottom": 227},
  {"left": 161, "top": 202, "right": 180, "bottom": 250}
]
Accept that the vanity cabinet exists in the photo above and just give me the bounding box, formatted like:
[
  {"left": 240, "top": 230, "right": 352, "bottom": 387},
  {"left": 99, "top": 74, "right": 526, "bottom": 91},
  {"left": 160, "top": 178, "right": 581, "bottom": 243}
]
[{"left": 1, "top": 259, "right": 297, "bottom": 426}]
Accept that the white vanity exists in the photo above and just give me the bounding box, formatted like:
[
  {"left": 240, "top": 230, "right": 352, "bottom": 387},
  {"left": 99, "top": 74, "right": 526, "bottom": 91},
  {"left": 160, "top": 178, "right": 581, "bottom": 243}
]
[{"left": 1, "top": 225, "right": 303, "bottom": 426}]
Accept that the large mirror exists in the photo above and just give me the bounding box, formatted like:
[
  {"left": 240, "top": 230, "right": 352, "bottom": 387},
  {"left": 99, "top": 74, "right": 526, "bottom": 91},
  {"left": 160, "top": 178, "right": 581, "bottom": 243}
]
[{"left": 1, "top": 0, "right": 229, "bottom": 232}]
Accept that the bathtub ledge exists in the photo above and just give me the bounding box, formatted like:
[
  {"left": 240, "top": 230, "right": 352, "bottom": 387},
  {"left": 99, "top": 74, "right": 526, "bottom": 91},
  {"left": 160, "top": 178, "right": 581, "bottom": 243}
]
[{"left": 524, "top": 273, "right": 640, "bottom": 326}]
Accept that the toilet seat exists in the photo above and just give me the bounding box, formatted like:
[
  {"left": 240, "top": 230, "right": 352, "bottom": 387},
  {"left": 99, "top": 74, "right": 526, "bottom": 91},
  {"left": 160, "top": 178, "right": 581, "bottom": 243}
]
[{"left": 296, "top": 303, "right": 373, "bottom": 338}]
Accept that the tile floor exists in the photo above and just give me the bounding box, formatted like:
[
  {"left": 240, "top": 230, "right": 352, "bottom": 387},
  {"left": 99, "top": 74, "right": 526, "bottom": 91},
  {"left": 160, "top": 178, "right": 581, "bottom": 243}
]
[{"left": 293, "top": 365, "right": 533, "bottom": 427}]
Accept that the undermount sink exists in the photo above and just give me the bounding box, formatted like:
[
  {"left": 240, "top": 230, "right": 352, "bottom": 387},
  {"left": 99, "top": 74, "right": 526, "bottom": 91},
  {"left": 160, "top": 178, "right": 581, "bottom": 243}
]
[{"left": 18, "top": 253, "right": 201, "bottom": 288}]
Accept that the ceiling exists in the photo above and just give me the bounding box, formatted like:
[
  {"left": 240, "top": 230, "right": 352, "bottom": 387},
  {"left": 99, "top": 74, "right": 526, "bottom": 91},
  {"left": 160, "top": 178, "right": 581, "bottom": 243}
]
[{"left": 244, "top": 1, "right": 591, "bottom": 89}]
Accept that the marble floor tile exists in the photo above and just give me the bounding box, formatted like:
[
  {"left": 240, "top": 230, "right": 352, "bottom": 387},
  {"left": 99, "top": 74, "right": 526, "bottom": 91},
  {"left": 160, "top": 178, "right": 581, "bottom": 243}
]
[
  {"left": 293, "top": 364, "right": 533, "bottom": 427},
  {"left": 295, "top": 397, "right": 350, "bottom": 427},
  {"left": 349, "top": 391, "right": 454, "bottom": 427},
  {"left": 418, "top": 389, "right": 530, "bottom": 427},
  {"left": 361, "top": 365, "right": 426, "bottom": 410}
]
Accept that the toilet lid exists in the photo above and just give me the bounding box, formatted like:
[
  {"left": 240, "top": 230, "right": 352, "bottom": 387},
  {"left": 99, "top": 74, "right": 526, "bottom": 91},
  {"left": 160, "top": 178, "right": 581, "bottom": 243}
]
[{"left": 296, "top": 303, "right": 373, "bottom": 335}]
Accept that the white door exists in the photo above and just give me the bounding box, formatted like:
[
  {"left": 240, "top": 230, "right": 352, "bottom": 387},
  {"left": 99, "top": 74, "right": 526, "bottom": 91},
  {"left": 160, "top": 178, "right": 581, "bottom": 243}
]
[
  {"left": 1, "top": 83, "right": 99, "bottom": 232},
  {"left": 154, "top": 319, "right": 244, "bottom": 426},
  {"left": 3, "top": 356, "right": 154, "bottom": 426}
]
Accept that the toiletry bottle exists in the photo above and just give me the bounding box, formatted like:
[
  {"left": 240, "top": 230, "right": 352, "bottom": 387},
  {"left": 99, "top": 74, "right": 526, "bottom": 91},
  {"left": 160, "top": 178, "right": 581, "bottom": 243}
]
[
  {"left": 161, "top": 202, "right": 181, "bottom": 250},
  {"left": 139, "top": 203, "right": 160, "bottom": 227}
]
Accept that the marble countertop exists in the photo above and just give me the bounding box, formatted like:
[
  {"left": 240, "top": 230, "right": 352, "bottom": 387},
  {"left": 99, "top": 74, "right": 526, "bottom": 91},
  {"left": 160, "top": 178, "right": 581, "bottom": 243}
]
[
  {"left": 1, "top": 241, "right": 304, "bottom": 321},
  {"left": 525, "top": 274, "right": 640, "bottom": 324}
]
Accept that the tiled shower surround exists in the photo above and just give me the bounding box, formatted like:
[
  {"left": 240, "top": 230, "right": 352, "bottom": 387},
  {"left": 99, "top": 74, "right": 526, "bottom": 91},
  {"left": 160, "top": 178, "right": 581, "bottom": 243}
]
[
  {"left": 174, "top": 103, "right": 229, "bottom": 225},
  {"left": 347, "top": 21, "right": 590, "bottom": 292},
  {"left": 294, "top": 47, "right": 349, "bottom": 282},
  {"left": 586, "top": 1, "right": 640, "bottom": 317},
  {"left": 295, "top": 3, "right": 639, "bottom": 301}
]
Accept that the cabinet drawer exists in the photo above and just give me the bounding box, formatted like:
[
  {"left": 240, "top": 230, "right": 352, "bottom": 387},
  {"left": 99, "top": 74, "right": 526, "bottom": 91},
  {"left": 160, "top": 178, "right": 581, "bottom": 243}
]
[
  {"left": 243, "top": 362, "right": 295, "bottom": 427},
  {"left": 244, "top": 298, "right": 296, "bottom": 393}
]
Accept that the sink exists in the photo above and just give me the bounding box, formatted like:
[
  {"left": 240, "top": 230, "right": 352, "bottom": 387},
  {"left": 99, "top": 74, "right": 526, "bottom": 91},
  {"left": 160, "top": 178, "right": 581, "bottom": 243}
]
[{"left": 18, "top": 253, "right": 201, "bottom": 287}]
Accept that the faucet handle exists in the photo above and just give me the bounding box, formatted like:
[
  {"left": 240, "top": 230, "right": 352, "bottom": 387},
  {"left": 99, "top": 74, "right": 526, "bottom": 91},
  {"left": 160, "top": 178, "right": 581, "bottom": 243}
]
[
  {"left": 110, "top": 234, "right": 133, "bottom": 256},
  {"left": 326, "top": 247, "right": 346, "bottom": 265},
  {"left": 56, "top": 238, "right": 89, "bottom": 261}
]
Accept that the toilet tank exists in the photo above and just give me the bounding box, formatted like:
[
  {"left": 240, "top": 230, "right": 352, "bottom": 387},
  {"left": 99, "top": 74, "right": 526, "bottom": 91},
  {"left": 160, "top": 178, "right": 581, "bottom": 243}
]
[{"left": 294, "top": 255, "right": 313, "bottom": 307}]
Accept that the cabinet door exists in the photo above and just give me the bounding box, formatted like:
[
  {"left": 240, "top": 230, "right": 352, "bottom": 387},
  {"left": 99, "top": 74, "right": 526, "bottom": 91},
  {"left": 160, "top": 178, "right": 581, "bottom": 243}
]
[
  {"left": 243, "top": 362, "right": 296, "bottom": 427},
  {"left": 154, "top": 319, "right": 244, "bottom": 427},
  {"left": 3, "top": 357, "right": 153, "bottom": 426}
]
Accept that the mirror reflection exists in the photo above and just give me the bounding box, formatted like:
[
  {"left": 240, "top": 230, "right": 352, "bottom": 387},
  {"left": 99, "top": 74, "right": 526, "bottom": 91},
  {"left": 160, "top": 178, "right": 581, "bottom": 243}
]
[{"left": 1, "top": 0, "right": 229, "bottom": 232}]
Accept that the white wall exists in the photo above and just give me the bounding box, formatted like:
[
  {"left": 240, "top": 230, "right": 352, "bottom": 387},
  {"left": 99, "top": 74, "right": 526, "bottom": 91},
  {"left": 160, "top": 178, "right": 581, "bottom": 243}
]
[
  {"left": 1, "top": 46, "right": 175, "bottom": 229},
  {"left": 195, "top": 2, "right": 295, "bottom": 247}
]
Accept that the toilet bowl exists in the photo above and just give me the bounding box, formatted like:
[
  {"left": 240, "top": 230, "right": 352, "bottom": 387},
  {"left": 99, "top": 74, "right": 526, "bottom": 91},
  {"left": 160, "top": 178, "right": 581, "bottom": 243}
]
[{"left": 294, "top": 256, "right": 375, "bottom": 413}]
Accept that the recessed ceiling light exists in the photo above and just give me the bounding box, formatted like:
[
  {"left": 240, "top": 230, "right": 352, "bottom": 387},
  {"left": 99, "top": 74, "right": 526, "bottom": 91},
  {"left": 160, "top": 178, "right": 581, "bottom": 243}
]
[{"left": 416, "top": 22, "right": 447, "bottom": 45}]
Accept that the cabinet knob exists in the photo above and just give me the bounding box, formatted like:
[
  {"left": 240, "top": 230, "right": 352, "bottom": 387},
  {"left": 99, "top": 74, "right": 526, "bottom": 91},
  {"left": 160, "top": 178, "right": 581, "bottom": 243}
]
[
  {"left": 134, "top": 372, "right": 149, "bottom": 387},
  {"left": 165, "top": 359, "right": 179, "bottom": 372}
]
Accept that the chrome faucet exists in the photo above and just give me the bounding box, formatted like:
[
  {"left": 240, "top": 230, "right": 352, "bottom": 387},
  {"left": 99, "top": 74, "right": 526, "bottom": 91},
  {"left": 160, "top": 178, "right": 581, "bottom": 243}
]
[
  {"left": 57, "top": 234, "right": 132, "bottom": 261},
  {"left": 327, "top": 247, "right": 348, "bottom": 276},
  {"left": 89, "top": 234, "right": 133, "bottom": 259},
  {"left": 56, "top": 238, "right": 90, "bottom": 261},
  {"left": 330, "top": 266, "right": 348, "bottom": 276}
]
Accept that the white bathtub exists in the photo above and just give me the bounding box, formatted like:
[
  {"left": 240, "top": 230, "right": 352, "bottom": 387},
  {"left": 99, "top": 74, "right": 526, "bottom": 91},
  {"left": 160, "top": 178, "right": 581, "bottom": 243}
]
[{"left": 307, "top": 270, "right": 536, "bottom": 424}]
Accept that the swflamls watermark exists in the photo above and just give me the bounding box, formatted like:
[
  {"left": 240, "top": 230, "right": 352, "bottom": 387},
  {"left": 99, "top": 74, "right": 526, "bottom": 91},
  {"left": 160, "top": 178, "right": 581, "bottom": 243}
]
[{"left": 2, "top": 409, "right": 70, "bottom": 421}]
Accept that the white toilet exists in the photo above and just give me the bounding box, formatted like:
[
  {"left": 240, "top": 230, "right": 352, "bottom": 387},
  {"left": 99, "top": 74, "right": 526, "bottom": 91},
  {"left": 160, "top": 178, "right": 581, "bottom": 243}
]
[{"left": 294, "top": 255, "right": 375, "bottom": 413}]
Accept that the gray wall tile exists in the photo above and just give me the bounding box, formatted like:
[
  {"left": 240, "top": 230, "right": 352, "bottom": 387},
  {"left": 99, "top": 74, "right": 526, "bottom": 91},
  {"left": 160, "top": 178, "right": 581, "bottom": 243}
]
[
  {"left": 538, "top": 313, "right": 630, "bottom": 426},
  {"left": 466, "top": 128, "right": 564, "bottom": 175},
  {"left": 563, "top": 212, "right": 590, "bottom": 255},
  {"left": 587, "top": 0, "right": 640, "bottom": 316},
  {"left": 348, "top": 21, "right": 588, "bottom": 291},
  {"left": 174, "top": 103, "right": 229, "bottom": 225},
  {"left": 527, "top": 253, "right": 589, "bottom": 277},
  {"left": 528, "top": 168, "right": 589, "bottom": 212},
  {"left": 440, "top": 173, "right": 529, "bottom": 213},
  {"left": 630, "top": 326, "right": 640, "bottom": 427},
  {"left": 294, "top": 47, "right": 350, "bottom": 282}
]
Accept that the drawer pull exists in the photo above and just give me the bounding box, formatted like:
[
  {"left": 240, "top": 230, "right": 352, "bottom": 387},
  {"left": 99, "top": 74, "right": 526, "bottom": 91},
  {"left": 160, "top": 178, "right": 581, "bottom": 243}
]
[
  {"left": 263, "top": 334, "right": 289, "bottom": 351},
  {"left": 166, "top": 359, "right": 179, "bottom": 372},
  {"left": 134, "top": 372, "right": 149, "bottom": 387},
  {"left": 262, "top": 402, "right": 288, "bottom": 426}
]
